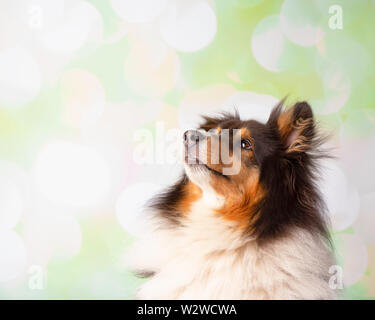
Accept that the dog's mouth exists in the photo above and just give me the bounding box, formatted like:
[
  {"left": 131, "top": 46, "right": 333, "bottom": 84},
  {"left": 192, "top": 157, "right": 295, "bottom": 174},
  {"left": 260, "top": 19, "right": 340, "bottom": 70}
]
[
  {"left": 204, "top": 164, "right": 230, "bottom": 180},
  {"left": 186, "top": 160, "right": 229, "bottom": 180}
]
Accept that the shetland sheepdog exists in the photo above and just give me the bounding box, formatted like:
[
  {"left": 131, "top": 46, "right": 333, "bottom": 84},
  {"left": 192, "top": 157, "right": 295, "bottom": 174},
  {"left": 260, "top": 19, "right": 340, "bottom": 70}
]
[{"left": 127, "top": 101, "right": 337, "bottom": 299}]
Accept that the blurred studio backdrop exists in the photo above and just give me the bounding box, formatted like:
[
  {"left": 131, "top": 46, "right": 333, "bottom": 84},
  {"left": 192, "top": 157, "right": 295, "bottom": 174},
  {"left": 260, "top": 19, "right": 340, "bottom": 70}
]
[{"left": 0, "top": 0, "right": 374, "bottom": 299}]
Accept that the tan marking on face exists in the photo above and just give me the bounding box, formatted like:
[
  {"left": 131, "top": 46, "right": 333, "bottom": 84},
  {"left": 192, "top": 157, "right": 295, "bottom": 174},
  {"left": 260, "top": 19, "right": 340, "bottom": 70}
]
[
  {"left": 205, "top": 126, "right": 252, "bottom": 174},
  {"left": 213, "top": 168, "right": 266, "bottom": 230},
  {"left": 240, "top": 127, "right": 250, "bottom": 137},
  {"left": 189, "top": 123, "right": 265, "bottom": 230},
  {"left": 205, "top": 133, "right": 233, "bottom": 173}
]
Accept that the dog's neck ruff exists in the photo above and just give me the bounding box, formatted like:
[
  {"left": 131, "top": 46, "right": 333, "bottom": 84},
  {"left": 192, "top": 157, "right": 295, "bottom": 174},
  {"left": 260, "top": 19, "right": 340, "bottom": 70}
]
[{"left": 127, "top": 196, "right": 336, "bottom": 299}]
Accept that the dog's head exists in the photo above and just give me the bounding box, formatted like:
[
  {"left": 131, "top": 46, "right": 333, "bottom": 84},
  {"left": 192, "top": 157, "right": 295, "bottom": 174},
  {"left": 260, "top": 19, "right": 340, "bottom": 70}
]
[{"left": 152, "top": 101, "right": 330, "bottom": 241}]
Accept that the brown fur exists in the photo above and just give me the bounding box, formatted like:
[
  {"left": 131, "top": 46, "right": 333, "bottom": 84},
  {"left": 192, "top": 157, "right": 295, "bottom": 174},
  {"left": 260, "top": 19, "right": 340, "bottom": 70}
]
[{"left": 177, "top": 182, "right": 202, "bottom": 214}]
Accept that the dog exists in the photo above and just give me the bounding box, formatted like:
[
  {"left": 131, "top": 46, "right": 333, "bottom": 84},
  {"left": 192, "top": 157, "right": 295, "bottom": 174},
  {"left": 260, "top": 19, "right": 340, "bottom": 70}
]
[{"left": 127, "top": 101, "right": 337, "bottom": 299}]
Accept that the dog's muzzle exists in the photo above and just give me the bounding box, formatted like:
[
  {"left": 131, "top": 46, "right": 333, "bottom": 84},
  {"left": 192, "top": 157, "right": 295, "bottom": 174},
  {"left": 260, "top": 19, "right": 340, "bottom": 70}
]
[{"left": 184, "top": 130, "right": 207, "bottom": 164}]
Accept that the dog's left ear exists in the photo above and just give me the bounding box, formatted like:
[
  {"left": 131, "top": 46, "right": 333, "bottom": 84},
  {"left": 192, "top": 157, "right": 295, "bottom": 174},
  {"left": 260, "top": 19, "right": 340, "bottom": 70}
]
[{"left": 268, "top": 101, "right": 315, "bottom": 153}]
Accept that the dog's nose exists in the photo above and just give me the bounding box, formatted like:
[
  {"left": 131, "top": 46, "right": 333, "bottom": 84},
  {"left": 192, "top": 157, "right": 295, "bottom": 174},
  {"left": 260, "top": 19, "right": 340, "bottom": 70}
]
[{"left": 184, "top": 130, "right": 205, "bottom": 145}]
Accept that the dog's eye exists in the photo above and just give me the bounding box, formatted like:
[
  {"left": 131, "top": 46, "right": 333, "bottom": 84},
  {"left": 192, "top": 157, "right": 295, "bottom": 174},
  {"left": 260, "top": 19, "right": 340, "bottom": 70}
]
[{"left": 241, "top": 139, "right": 252, "bottom": 150}]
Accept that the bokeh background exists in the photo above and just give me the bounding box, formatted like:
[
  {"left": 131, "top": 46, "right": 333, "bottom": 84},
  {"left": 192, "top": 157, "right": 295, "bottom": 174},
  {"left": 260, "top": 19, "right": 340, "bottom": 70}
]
[{"left": 0, "top": 0, "right": 374, "bottom": 299}]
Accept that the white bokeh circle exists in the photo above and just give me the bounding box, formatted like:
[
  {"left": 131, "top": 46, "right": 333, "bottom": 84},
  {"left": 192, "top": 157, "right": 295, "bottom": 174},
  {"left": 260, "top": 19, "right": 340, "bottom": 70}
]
[
  {"left": 39, "top": 1, "right": 103, "bottom": 54},
  {"left": 0, "top": 178, "right": 24, "bottom": 230},
  {"left": 335, "top": 234, "right": 368, "bottom": 286},
  {"left": 60, "top": 69, "right": 106, "bottom": 130},
  {"left": 24, "top": 213, "right": 82, "bottom": 263},
  {"left": 0, "top": 161, "right": 28, "bottom": 229},
  {"left": 134, "top": 161, "right": 184, "bottom": 190},
  {"left": 116, "top": 182, "right": 163, "bottom": 237},
  {"left": 160, "top": 0, "right": 217, "bottom": 52},
  {"left": 318, "top": 160, "right": 360, "bottom": 232},
  {"left": 338, "top": 131, "right": 375, "bottom": 193},
  {"left": 110, "top": 0, "right": 167, "bottom": 24},
  {"left": 0, "top": 48, "right": 41, "bottom": 108},
  {"left": 316, "top": 34, "right": 373, "bottom": 88},
  {"left": 311, "top": 63, "right": 351, "bottom": 115},
  {"left": 280, "top": 0, "right": 324, "bottom": 46},
  {"left": 251, "top": 15, "right": 286, "bottom": 72},
  {"left": 353, "top": 192, "right": 375, "bottom": 244},
  {"left": 0, "top": 229, "right": 28, "bottom": 283},
  {"left": 34, "top": 141, "right": 110, "bottom": 207},
  {"left": 123, "top": 38, "right": 180, "bottom": 97}
]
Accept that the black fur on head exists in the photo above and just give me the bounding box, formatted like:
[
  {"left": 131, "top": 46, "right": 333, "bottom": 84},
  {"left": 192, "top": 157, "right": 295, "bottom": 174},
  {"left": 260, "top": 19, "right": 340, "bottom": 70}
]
[{"left": 252, "top": 101, "right": 332, "bottom": 243}]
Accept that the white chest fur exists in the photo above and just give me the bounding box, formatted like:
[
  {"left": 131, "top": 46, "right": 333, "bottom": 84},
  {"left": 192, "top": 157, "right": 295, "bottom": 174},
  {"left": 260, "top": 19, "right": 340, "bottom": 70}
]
[{"left": 126, "top": 198, "right": 337, "bottom": 299}]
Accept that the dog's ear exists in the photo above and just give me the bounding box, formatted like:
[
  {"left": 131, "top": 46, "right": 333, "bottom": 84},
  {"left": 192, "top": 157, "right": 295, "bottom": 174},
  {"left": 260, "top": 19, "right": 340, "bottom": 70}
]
[{"left": 267, "top": 101, "right": 315, "bottom": 153}]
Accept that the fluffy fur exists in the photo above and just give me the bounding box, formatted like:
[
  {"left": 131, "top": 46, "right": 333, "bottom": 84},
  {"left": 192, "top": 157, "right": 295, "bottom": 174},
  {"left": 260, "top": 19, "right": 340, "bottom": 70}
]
[{"left": 127, "top": 101, "right": 337, "bottom": 299}]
